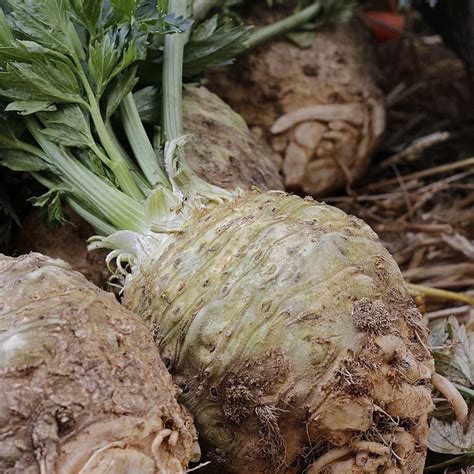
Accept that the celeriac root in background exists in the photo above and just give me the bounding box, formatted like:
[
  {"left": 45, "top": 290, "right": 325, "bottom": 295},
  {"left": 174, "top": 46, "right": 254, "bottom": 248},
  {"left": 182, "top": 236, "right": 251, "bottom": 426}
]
[{"left": 208, "top": 8, "right": 385, "bottom": 196}]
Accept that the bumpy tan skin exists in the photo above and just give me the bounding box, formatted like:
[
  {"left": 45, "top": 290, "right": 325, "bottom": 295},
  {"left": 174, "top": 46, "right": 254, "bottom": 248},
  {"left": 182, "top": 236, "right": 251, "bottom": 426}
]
[
  {"left": 183, "top": 85, "right": 283, "bottom": 191},
  {"left": 207, "top": 17, "right": 386, "bottom": 196},
  {"left": 0, "top": 253, "right": 197, "bottom": 473},
  {"left": 124, "top": 191, "right": 434, "bottom": 473}
]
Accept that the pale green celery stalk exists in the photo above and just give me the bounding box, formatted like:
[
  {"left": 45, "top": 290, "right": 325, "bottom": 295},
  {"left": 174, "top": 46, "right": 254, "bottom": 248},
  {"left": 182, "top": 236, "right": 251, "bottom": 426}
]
[
  {"left": 66, "top": 198, "right": 118, "bottom": 236},
  {"left": 30, "top": 173, "right": 60, "bottom": 190},
  {"left": 162, "top": 0, "right": 232, "bottom": 202},
  {"left": 120, "top": 93, "right": 170, "bottom": 188},
  {"left": 0, "top": 135, "right": 46, "bottom": 158},
  {"left": 105, "top": 121, "right": 153, "bottom": 195},
  {"left": 71, "top": 55, "right": 144, "bottom": 201},
  {"left": 245, "top": 2, "right": 323, "bottom": 49},
  {"left": 24, "top": 117, "right": 146, "bottom": 233},
  {"left": 163, "top": 1, "right": 187, "bottom": 141}
]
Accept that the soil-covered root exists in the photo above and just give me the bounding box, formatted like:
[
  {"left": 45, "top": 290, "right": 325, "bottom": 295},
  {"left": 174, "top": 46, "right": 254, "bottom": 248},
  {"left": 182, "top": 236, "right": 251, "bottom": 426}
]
[
  {"left": 183, "top": 85, "right": 284, "bottom": 192},
  {"left": 207, "top": 13, "right": 385, "bottom": 196},
  {"left": 0, "top": 253, "right": 198, "bottom": 473},
  {"left": 123, "top": 191, "right": 434, "bottom": 473}
]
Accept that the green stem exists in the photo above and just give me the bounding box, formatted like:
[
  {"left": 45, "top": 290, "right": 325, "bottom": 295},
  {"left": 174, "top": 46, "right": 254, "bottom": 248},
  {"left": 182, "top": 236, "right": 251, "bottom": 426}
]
[
  {"left": 105, "top": 121, "right": 152, "bottom": 195},
  {"left": 162, "top": 0, "right": 232, "bottom": 202},
  {"left": 24, "top": 117, "right": 146, "bottom": 233},
  {"left": 0, "top": 136, "right": 46, "bottom": 157},
  {"left": 89, "top": 143, "right": 113, "bottom": 167},
  {"left": 163, "top": 0, "right": 187, "bottom": 141},
  {"left": 31, "top": 171, "right": 116, "bottom": 235},
  {"left": 30, "top": 172, "right": 61, "bottom": 190},
  {"left": 245, "top": 2, "right": 322, "bottom": 50},
  {"left": 120, "top": 93, "right": 169, "bottom": 188},
  {"left": 66, "top": 197, "right": 117, "bottom": 236},
  {"left": 74, "top": 58, "right": 143, "bottom": 201}
]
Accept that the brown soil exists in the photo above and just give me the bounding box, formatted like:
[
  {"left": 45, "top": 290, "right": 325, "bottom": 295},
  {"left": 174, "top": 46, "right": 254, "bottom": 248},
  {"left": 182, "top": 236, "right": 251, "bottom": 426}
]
[{"left": 10, "top": 208, "right": 110, "bottom": 289}]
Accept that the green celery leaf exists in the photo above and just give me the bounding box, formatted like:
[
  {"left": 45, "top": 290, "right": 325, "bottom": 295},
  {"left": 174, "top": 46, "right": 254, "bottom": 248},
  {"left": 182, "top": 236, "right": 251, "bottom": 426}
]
[
  {"left": 88, "top": 26, "right": 141, "bottom": 97},
  {"left": 140, "top": 11, "right": 192, "bottom": 40},
  {"left": 136, "top": 0, "right": 159, "bottom": 20},
  {"left": 29, "top": 187, "right": 68, "bottom": 227},
  {"left": 118, "top": 39, "right": 137, "bottom": 71},
  {"left": 77, "top": 148, "right": 117, "bottom": 186},
  {"left": 8, "top": 0, "right": 82, "bottom": 56},
  {"left": 162, "top": 12, "right": 193, "bottom": 33},
  {"left": 39, "top": 105, "right": 94, "bottom": 148},
  {"left": 15, "top": 39, "right": 73, "bottom": 64},
  {"left": 105, "top": 66, "right": 138, "bottom": 120},
  {"left": 71, "top": 0, "right": 103, "bottom": 35},
  {"left": 5, "top": 100, "right": 56, "bottom": 114},
  {"left": 192, "top": 13, "right": 218, "bottom": 41},
  {"left": 428, "top": 415, "right": 474, "bottom": 455},
  {"left": 0, "top": 60, "right": 82, "bottom": 104},
  {"left": 110, "top": 0, "right": 137, "bottom": 22},
  {"left": 0, "top": 148, "right": 49, "bottom": 171},
  {"left": 183, "top": 16, "right": 251, "bottom": 76},
  {"left": 88, "top": 31, "right": 120, "bottom": 96},
  {"left": 0, "top": 44, "right": 31, "bottom": 64},
  {"left": 0, "top": 110, "right": 24, "bottom": 138},
  {"left": 0, "top": 8, "right": 14, "bottom": 45},
  {"left": 0, "top": 39, "right": 72, "bottom": 68},
  {"left": 133, "top": 85, "right": 159, "bottom": 124}
]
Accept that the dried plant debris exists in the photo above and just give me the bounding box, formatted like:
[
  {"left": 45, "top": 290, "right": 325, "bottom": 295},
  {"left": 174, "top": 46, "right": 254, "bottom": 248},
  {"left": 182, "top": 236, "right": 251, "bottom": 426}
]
[
  {"left": 430, "top": 317, "right": 473, "bottom": 390},
  {"left": 426, "top": 316, "right": 473, "bottom": 471},
  {"left": 428, "top": 416, "right": 473, "bottom": 456}
]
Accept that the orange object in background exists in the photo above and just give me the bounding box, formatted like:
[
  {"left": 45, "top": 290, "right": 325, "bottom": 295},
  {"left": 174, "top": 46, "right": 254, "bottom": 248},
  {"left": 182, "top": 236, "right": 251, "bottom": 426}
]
[{"left": 362, "top": 11, "right": 405, "bottom": 43}]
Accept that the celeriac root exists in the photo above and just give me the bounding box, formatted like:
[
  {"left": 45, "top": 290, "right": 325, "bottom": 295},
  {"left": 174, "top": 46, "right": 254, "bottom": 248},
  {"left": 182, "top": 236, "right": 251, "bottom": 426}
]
[
  {"left": 0, "top": 253, "right": 197, "bottom": 473},
  {"left": 307, "top": 447, "right": 352, "bottom": 473},
  {"left": 431, "top": 372, "right": 469, "bottom": 430},
  {"left": 207, "top": 11, "right": 385, "bottom": 196},
  {"left": 124, "top": 191, "right": 434, "bottom": 473}
]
